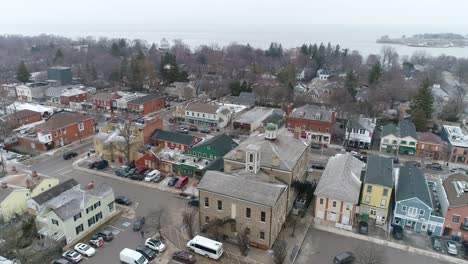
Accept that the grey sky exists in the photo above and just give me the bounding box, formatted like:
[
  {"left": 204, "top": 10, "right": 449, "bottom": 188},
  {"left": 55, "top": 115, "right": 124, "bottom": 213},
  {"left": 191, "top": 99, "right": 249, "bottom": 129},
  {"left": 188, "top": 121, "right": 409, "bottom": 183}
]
[{"left": 1, "top": 0, "right": 467, "bottom": 26}]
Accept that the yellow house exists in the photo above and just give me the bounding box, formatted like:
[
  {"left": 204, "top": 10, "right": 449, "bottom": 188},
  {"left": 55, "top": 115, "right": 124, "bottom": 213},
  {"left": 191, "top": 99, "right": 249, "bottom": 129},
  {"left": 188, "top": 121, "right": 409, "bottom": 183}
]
[
  {"left": 0, "top": 172, "right": 59, "bottom": 220},
  {"left": 360, "top": 156, "right": 394, "bottom": 225}
]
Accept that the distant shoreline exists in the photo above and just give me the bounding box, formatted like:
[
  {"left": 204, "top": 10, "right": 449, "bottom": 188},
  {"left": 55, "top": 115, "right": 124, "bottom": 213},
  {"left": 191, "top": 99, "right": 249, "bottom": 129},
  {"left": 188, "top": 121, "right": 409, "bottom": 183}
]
[{"left": 377, "top": 33, "right": 468, "bottom": 48}]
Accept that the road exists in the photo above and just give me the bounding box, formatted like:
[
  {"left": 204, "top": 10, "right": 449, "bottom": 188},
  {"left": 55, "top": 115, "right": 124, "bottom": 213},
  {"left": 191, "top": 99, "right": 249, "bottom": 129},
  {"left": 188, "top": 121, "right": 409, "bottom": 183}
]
[{"left": 295, "top": 228, "right": 446, "bottom": 264}]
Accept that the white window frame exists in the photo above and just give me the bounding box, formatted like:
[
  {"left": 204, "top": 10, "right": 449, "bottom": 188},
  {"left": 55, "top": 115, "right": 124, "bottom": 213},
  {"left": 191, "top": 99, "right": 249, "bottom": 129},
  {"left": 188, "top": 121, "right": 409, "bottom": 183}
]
[
  {"left": 407, "top": 207, "right": 418, "bottom": 217},
  {"left": 78, "top": 122, "right": 84, "bottom": 131},
  {"left": 401, "top": 205, "right": 407, "bottom": 212},
  {"left": 419, "top": 209, "right": 425, "bottom": 216},
  {"left": 380, "top": 199, "right": 387, "bottom": 207}
]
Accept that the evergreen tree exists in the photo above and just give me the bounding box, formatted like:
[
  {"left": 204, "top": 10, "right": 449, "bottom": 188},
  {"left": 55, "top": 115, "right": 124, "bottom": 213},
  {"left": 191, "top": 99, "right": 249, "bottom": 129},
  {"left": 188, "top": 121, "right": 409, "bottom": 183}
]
[
  {"left": 334, "top": 44, "right": 341, "bottom": 57},
  {"left": 265, "top": 42, "right": 283, "bottom": 57},
  {"left": 111, "top": 42, "right": 120, "bottom": 57},
  {"left": 300, "top": 44, "right": 308, "bottom": 55},
  {"left": 409, "top": 79, "right": 433, "bottom": 119},
  {"left": 412, "top": 109, "right": 427, "bottom": 131},
  {"left": 310, "top": 44, "right": 318, "bottom": 58},
  {"left": 16, "top": 61, "right": 31, "bottom": 83},
  {"left": 344, "top": 70, "right": 358, "bottom": 97},
  {"left": 54, "top": 49, "right": 64, "bottom": 63},
  {"left": 149, "top": 43, "right": 158, "bottom": 56},
  {"left": 368, "top": 62, "right": 382, "bottom": 85}
]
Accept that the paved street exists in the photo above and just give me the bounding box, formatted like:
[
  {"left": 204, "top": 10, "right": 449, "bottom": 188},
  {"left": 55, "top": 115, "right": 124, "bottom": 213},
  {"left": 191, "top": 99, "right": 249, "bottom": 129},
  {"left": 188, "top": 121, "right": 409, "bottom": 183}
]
[{"left": 295, "top": 228, "right": 446, "bottom": 264}]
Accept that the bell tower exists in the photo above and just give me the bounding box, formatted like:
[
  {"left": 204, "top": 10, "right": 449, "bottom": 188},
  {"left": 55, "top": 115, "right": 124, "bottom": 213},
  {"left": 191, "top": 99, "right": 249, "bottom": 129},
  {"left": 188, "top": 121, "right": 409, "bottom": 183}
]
[{"left": 245, "top": 144, "right": 261, "bottom": 174}]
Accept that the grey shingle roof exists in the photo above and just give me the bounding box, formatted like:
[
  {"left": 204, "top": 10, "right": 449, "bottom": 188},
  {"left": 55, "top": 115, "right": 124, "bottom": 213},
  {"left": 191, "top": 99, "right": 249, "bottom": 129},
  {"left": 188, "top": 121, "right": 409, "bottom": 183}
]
[
  {"left": 399, "top": 120, "right": 417, "bottom": 139},
  {"left": 289, "top": 104, "right": 333, "bottom": 122},
  {"left": 315, "top": 153, "right": 364, "bottom": 204},
  {"left": 347, "top": 117, "right": 375, "bottom": 132},
  {"left": 224, "top": 129, "right": 308, "bottom": 171},
  {"left": 396, "top": 165, "right": 432, "bottom": 206},
  {"left": 364, "top": 155, "right": 394, "bottom": 187},
  {"left": 151, "top": 130, "right": 196, "bottom": 146},
  {"left": 198, "top": 171, "right": 286, "bottom": 207},
  {"left": 32, "top": 179, "right": 79, "bottom": 206},
  {"left": 127, "top": 94, "right": 162, "bottom": 105},
  {"left": 0, "top": 186, "right": 16, "bottom": 202},
  {"left": 185, "top": 103, "right": 220, "bottom": 114},
  {"left": 192, "top": 134, "right": 238, "bottom": 156},
  {"left": 382, "top": 123, "right": 398, "bottom": 138}
]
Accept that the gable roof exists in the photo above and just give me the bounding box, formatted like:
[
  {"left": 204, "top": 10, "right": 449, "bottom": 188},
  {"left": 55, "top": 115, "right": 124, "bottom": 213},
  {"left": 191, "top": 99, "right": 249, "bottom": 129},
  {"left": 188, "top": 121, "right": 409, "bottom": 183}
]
[
  {"left": 151, "top": 129, "right": 196, "bottom": 146},
  {"left": 92, "top": 92, "right": 115, "bottom": 101},
  {"left": 443, "top": 173, "right": 468, "bottom": 207},
  {"left": 0, "top": 185, "right": 20, "bottom": 202},
  {"left": 364, "top": 155, "right": 394, "bottom": 187},
  {"left": 399, "top": 120, "right": 417, "bottom": 139},
  {"left": 32, "top": 178, "right": 79, "bottom": 206},
  {"left": 4, "top": 109, "right": 41, "bottom": 121},
  {"left": 191, "top": 134, "right": 238, "bottom": 156},
  {"left": 37, "top": 111, "right": 92, "bottom": 132},
  {"left": 347, "top": 117, "right": 376, "bottom": 132},
  {"left": 127, "top": 94, "right": 162, "bottom": 105},
  {"left": 289, "top": 104, "right": 333, "bottom": 122},
  {"left": 382, "top": 123, "right": 398, "bottom": 138},
  {"left": 198, "top": 170, "right": 286, "bottom": 207},
  {"left": 315, "top": 153, "right": 364, "bottom": 204},
  {"left": 417, "top": 132, "right": 444, "bottom": 145},
  {"left": 185, "top": 103, "right": 220, "bottom": 114},
  {"left": 396, "top": 165, "right": 432, "bottom": 206}
]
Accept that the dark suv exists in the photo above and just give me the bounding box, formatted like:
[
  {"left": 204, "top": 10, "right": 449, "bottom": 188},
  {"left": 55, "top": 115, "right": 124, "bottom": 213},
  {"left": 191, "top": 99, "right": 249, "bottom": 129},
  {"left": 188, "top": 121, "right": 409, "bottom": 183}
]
[
  {"left": 63, "top": 152, "right": 78, "bottom": 160},
  {"left": 333, "top": 252, "right": 355, "bottom": 264}
]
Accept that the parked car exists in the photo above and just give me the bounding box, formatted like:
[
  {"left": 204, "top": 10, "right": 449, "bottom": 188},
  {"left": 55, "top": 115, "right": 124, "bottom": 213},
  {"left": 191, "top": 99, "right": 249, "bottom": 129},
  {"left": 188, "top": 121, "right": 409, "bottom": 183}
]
[
  {"left": 393, "top": 157, "right": 399, "bottom": 164},
  {"left": 115, "top": 169, "right": 130, "bottom": 177},
  {"left": 74, "top": 243, "right": 96, "bottom": 257},
  {"left": 63, "top": 152, "right": 78, "bottom": 160},
  {"left": 135, "top": 168, "right": 149, "bottom": 175},
  {"left": 144, "top": 170, "right": 161, "bottom": 182},
  {"left": 462, "top": 241, "right": 468, "bottom": 260},
  {"left": 145, "top": 238, "right": 166, "bottom": 253},
  {"left": 6, "top": 153, "right": 18, "bottom": 160},
  {"left": 130, "top": 173, "right": 145, "bottom": 181},
  {"left": 175, "top": 176, "right": 189, "bottom": 188},
  {"left": 89, "top": 235, "right": 104, "bottom": 248},
  {"left": 199, "top": 128, "right": 210, "bottom": 134},
  {"left": 152, "top": 173, "right": 166, "bottom": 183},
  {"left": 358, "top": 221, "right": 368, "bottom": 235},
  {"left": 51, "top": 259, "right": 72, "bottom": 264},
  {"left": 189, "top": 125, "right": 198, "bottom": 132},
  {"left": 115, "top": 196, "right": 132, "bottom": 205},
  {"left": 187, "top": 198, "right": 199, "bottom": 207},
  {"left": 311, "top": 163, "right": 325, "bottom": 170},
  {"left": 392, "top": 225, "right": 404, "bottom": 240},
  {"left": 172, "top": 251, "right": 196, "bottom": 264},
  {"left": 62, "top": 250, "right": 83, "bottom": 263},
  {"left": 133, "top": 217, "right": 146, "bottom": 231},
  {"left": 426, "top": 163, "right": 443, "bottom": 171},
  {"left": 95, "top": 160, "right": 109, "bottom": 170},
  {"left": 16, "top": 155, "right": 30, "bottom": 162},
  {"left": 95, "top": 230, "right": 114, "bottom": 242},
  {"left": 120, "top": 248, "right": 148, "bottom": 264},
  {"left": 88, "top": 161, "right": 99, "bottom": 169},
  {"left": 447, "top": 240, "right": 458, "bottom": 255},
  {"left": 333, "top": 251, "right": 355, "bottom": 264},
  {"left": 168, "top": 177, "right": 179, "bottom": 187},
  {"left": 177, "top": 128, "right": 189, "bottom": 134},
  {"left": 405, "top": 160, "right": 421, "bottom": 167},
  {"left": 136, "top": 246, "right": 157, "bottom": 261},
  {"left": 431, "top": 236, "right": 442, "bottom": 251}
]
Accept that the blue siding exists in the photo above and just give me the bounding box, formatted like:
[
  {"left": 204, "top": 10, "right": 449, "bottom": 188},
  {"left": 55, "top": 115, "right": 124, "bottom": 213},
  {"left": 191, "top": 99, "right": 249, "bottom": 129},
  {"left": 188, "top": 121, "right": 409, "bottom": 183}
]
[{"left": 393, "top": 198, "right": 443, "bottom": 235}]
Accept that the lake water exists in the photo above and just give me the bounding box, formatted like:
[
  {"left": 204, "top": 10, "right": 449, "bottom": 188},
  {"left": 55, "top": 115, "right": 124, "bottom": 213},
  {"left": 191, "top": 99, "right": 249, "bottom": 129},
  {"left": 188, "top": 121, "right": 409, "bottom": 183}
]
[{"left": 2, "top": 23, "right": 468, "bottom": 58}]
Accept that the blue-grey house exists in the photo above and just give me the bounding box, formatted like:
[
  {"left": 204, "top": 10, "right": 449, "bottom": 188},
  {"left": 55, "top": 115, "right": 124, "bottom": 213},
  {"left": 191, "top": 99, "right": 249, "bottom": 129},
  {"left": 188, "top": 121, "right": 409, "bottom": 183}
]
[{"left": 393, "top": 165, "right": 444, "bottom": 236}]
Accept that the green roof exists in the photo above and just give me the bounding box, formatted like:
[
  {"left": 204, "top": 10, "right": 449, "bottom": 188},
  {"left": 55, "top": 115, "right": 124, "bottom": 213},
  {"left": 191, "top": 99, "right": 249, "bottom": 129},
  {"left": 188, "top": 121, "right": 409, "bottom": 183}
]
[
  {"left": 381, "top": 120, "right": 417, "bottom": 139},
  {"left": 364, "top": 155, "right": 394, "bottom": 187},
  {"left": 192, "top": 133, "right": 238, "bottom": 156},
  {"left": 151, "top": 130, "right": 196, "bottom": 146}
]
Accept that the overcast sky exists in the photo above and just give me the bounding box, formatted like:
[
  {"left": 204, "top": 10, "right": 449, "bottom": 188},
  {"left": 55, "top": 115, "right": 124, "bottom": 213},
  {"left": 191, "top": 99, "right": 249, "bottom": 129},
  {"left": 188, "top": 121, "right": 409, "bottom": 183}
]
[{"left": 1, "top": 0, "right": 467, "bottom": 26}]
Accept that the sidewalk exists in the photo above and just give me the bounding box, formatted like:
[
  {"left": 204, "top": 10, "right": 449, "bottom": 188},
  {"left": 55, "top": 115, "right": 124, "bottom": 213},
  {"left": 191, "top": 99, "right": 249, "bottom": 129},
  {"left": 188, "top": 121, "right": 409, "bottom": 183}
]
[{"left": 312, "top": 223, "right": 465, "bottom": 264}]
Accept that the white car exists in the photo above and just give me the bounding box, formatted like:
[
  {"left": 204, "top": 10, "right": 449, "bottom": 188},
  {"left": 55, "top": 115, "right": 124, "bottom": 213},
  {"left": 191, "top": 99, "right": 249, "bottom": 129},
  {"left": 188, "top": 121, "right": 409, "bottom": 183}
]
[
  {"left": 446, "top": 241, "right": 458, "bottom": 255},
  {"left": 145, "top": 238, "right": 166, "bottom": 252},
  {"left": 74, "top": 243, "right": 96, "bottom": 257},
  {"left": 144, "top": 170, "right": 161, "bottom": 182},
  {"left": 62, "top": 249, "right": 83, "bottom": 263}
]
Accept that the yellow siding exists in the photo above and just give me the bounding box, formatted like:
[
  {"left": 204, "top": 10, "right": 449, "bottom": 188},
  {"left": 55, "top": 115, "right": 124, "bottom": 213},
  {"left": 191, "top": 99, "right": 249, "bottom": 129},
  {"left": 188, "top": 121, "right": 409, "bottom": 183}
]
[
  {"left": 31, "top": 179, "right": 60, "bottom": 197},
  {"left": 0, "top": 190, "right": 30, "bottom": 219},
  {"left": 361, "top": 183, "right": 392, "bottom": 210}
]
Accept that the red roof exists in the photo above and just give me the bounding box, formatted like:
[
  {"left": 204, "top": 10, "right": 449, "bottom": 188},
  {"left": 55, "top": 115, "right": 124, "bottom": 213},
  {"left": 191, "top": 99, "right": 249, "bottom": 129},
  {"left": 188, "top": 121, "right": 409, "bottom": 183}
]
[{"left": 417, "top": 132, "right": 444, "bottom": 145}]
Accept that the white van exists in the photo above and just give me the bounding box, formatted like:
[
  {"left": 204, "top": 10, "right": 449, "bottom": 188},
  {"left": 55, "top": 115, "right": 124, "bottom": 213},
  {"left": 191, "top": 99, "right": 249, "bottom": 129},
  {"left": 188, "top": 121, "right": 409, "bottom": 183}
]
[
  {"left": 144, "top": 169, "right": 161, "bottom": 182},
  {"left": 187, "top": 235, "right": 223, "bottom": 260},
  {"left": 120, "top": 248, "right": 148, "bottom": 264}
]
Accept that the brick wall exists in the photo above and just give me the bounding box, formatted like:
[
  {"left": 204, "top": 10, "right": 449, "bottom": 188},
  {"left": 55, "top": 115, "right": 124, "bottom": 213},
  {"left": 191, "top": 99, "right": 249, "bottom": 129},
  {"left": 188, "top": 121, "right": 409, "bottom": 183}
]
[
  {"left": 286, "top": 114, "right": 336, "bottom": 136},
  {"left": 50, "top": 118, "right": 94, "bottom": 146}
]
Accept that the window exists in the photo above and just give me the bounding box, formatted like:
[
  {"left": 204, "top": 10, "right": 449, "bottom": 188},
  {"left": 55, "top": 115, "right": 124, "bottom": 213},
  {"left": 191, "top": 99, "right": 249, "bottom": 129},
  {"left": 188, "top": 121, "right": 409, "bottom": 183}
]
[
  {"left": 259, "top": 231, "right": 265, "bottom": 240},
  {"left": 245, "top": 227, "right": 250, "bottom": 235},
  {"left": 217, "top": 200, "right": 222, "bottom": 210},
  {"left": 95, "top": 212, "right": 103, "bottom": 222},
  {"left": 380, "top": 199, "right": 387, "bottom": 206},
  {"left": 78, "top": 122, "right": 84, "bottom": 131},
  {"left": 383, "top": 139, "right": 389, "bottom": 143},
  {"left": 86, "top": 206, "right": 94, "bottom": 214},
  {"left": 75, "top": 224, "right": 84, "bottom": 235},
  {"left": 365, "top": 195, "right": 370, "bottom": 203},
  {"left": 203, "top": 153, "right": 207, "bottom": 158},
  {"left": 108, "top": 202, "right": 115, "bottom": 212},
  {"left": 409, "top": 142, "right": 416, "bottom": 146},
  {"left": 205, "top": 216, "right": 210, "bottom": 223},
  {"left": 360, "top": 129, "right": 365, "bottom": 134},
  {"left": 73, "top": 213, "right": 82, "bottom": 221},
  {"left": 198, "top": 152, "right": 202, "bottom": 157},
  {"left": 204, "top": 197, "right": 209, "bottom": 207},
  {"left": 319, "top": 198, "right": 324, "bottom": 205},
  {"left": 261, "top": 211, "right": 266, "bottom": 222},
  {"left": 421, "top": 144, "right": 425, "bottom": 149},
  {"left": 203, "top": 114, "right": 205, "bottom": 118},
  {"left": 419, "top": 209, "right": 425, "bottom": 216},
  {"left": 249, "top": 153, "right": 254, "bottom": 162},
  {"left": 382, "top": 188, "right": 389, "bottom": 196},
  {"left": 346, "top": 204, "right": 350, "bottom": 210},
  {"left": 88, "top": 216, "right": 96, "bottom": 227},
  {"left": 407, "top": 207, "right": 418, "bottom": 217},
  {"left": 367, "top": 185, "right": 372, "bottom": 193},
  {"left": 332, "top": 201, "right": 337, "bottom": 207},
  {"left": 453, "top": 215, "right": 460, "bottom": 223},
  {"left": 51, "top": 219, "right": 59, "bottom": 226},
  {"left": 246, "top": 208, "right": 251, "bottom": 218},
  {"left": 401, "top": 140, "right": 407, "bottom": 145},
  {"left": 401, "top": 205, "right": 407, "bottom": 212},
  {"left": 186, "top": 111, "right": 189, "bottom": 115},
  {"left": 94, "top": 201, "right": 101, "bottom": 209}
]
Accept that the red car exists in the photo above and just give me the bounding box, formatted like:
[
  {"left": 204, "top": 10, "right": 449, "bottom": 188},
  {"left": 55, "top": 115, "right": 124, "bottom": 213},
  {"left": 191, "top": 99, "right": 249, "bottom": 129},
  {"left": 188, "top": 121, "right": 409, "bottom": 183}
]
[
  {"left": 175, "top": 176, "right": 189, "bottom": 188},
  {"left": 172, "top": 251, "right": 196, "bottom": 264}
]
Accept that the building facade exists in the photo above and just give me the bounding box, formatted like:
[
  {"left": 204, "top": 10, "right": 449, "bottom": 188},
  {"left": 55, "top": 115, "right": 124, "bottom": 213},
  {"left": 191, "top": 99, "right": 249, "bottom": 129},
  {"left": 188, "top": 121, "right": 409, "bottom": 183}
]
[
  {"left": 440, "top": 125, "right": 468, "bottom": 164},
  {"left": 286, "top": 104, "right": 336, "bottom": 144},
  {"left": 380, "top": 120, "right": 418, "bottom": 156},
  {"left": 345, "top": 117, "right": 376, "bottom": 149},
  {"left": 60, "top": 89, "right": 88, "bottom": 106},
  {"left": 185, "top": 103, "right": 232, "bottom": 128},
  {"left": 416, "top": 132, "right": 446, "bottom": 161},
  {"left": 47, "top": 67, "right": 72, "bottom": 85},
  {"left": 151, "top": 130, "right": 200, "bottom": 151},
  {"left": 127, "top": 94, "right": 165, "bottom": 115},
  {"left": 1, "top": 109, "right": 42, "bottom": 129}
]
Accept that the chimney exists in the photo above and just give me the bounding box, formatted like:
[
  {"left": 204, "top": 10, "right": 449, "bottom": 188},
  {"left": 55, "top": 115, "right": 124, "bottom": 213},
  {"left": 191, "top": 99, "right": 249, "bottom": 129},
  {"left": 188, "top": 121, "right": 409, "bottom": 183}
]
[
  {"left": 1, "top": 182, "right": 7, "bottom": 188},
  {"left": 272, "top": 154, "right": 280, "bottom": 167}
]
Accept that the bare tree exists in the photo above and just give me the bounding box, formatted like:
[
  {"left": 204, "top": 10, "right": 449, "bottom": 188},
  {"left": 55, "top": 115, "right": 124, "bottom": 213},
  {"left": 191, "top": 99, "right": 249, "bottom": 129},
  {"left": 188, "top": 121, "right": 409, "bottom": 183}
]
[
  {"left": 354, "top": 245, "right": 385, "bottom": 264},
  {"left": 182, "top": 210, "right": 195, "bottom": 238},
  {"left": 113, "top": 121, "right": 144, "bottom": 164},
  {"left": 147, "top": 209, "right": 165, "bottom": 239},
  {"left": 237, "top": 227, "right": 250, "bottom": 256},
  {"left": 272, "top": 239, "right": 287, "bottom": 264},
  {"left": 381, "top": 46, "right": 399, "bottom": 69}
]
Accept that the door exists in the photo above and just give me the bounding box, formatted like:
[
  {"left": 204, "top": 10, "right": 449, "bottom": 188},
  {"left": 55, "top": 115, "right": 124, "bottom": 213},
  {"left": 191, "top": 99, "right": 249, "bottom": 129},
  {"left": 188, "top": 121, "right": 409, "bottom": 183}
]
[
  {"left": 329, "top": 212, "right": 337, "bottom": 222},
  {"left": 316, "top": 211, "right": 324, "bottom": 219},
  {"left": 342, "top": 216, "right": 350, "bottom": 225},
  {"left": 231, "top": 204, "right": 236, "bottom": 219}
]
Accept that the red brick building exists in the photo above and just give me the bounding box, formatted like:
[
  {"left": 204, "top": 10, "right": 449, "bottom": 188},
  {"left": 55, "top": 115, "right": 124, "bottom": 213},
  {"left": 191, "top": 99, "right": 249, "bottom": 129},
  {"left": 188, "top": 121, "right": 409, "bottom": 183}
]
[
  {"left": 127, "top": 94, "right": 165, "bottom": 115},
  {"left": 416, "top": 132, "right": 446, "bottom": 160},
  {"left": 135, "top": 151, "right": 160, "bottom": 170},
  {"left": 440, "top": 173, "right": 468, "bottom": 240},
  {"left": 2, "top": 109, "right": 42, "bottom": 129},
  {"left": 92, "top": 92, "right": 120, "bottom": 111},
  {"left": 151, "top": 130, "right": 201, "bottom": 150},
  {"left": 285, "top": 104, "right": 336, "bottom": 144},
  {"left": 60, "top": 89, "right": 88, "bottom": 106},
  {"left": 35, "top": 111, "right": 95, "bottom": 149}
]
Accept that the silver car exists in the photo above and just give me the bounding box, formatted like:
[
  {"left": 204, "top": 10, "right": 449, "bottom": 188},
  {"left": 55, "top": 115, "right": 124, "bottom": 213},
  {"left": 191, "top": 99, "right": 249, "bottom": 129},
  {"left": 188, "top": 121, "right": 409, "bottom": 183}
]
[{"left": 446, "top": 241, "right": 458, "bottom": 255}]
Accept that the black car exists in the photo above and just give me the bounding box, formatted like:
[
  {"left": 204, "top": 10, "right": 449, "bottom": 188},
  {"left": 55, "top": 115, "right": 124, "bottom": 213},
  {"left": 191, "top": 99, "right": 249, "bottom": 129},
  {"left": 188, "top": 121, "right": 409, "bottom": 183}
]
[
  {"left": 426, "top": 163, "right": 443, "bottom": 171},
  {"left": 168, "top": 177, "right": 178, "bottom": 187},
  {"left": 358, "top": 221, "right": 368, "bottom": 235},
  {"left": 310, "top": 143, "right": 321, "bottom": 149},
  {"left": 392, "top": 225, "right": 404, "bottom": 240},
  {"left": 51, "top": 259, "right": 72, "bottom": 264},
  {"left": 96, "top": 230, "right": 114, "bottom": 241},
  {"left": 63, "top": 152, "right": 78, "bottom": 160},
  {"left": 88, "top": 161, "right": 99, "bottom": 169},
  {"left": 333, "top": 251, "right": 355, "bottom": 264},
  {"left": 136, "top": 246, "right": 157, "bottom": 261},
  {"left": 188, "top": 198, "right": 199, "bottom": 207},
  {"left": 133, "top": 216, "right": 146, "bottom": 231},
  {"left": 172, "top": 251, "right": 196, "bottom": 264},
  {"left": 115, "top": 196, "right": 132, "bottom": 205},
  {"left": 95, "top": 160, "right": 109, "bottom": 170},
  {"left": 311, "top": 163, "right": 326, "bottom": 170},
  {"left": 130, "top": 174, "right": 145, "bottom": 181}
]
